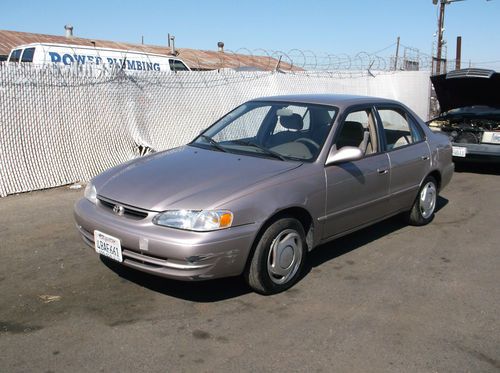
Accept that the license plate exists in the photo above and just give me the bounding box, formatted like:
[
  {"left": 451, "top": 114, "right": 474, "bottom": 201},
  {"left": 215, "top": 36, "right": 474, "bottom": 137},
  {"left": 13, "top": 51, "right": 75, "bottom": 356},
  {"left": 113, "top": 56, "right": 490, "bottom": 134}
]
[
  {"left": 94, "top": 230, "right": 122, "bottom": 262},
  {"left": 452, "top": 146, "right": 467, "bottom": 157}
]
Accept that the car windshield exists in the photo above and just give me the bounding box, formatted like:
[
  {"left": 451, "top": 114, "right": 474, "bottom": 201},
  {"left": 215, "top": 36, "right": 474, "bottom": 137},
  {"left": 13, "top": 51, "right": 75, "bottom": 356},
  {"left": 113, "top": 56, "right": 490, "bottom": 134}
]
[{"left": 191, "top": 101, "right": 337, "bottom": 161}]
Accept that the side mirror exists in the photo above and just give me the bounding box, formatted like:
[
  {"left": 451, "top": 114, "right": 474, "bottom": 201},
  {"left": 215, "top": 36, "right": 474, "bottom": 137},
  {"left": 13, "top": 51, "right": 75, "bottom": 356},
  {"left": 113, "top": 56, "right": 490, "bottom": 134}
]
[{"left": 325, "top": 146, "right": 363, "bottom": 166}]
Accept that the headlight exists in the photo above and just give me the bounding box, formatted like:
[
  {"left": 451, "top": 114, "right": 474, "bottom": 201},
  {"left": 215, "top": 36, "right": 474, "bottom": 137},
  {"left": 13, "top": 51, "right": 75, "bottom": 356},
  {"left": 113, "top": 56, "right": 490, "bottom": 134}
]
[
  {"left": 153, "top": 210, "right": 233, "bottom": 231},
  {"left": 84, "top": 182, "right": 97, "bottom": 204}
]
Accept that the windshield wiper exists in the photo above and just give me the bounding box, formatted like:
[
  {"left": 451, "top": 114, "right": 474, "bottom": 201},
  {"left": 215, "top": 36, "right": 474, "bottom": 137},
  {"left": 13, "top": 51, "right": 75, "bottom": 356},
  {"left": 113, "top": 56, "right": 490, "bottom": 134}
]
[
  {"left": 229, "top": 139, "right": 286, "bottom": 161},
  {"left": 197, "top": 135, "right": 227, "bottom": 152}
]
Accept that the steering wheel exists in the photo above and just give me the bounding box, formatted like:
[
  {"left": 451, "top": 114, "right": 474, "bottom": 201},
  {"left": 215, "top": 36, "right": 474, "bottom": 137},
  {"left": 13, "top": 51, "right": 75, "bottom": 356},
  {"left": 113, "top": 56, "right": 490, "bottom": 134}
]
[{"left": 294, "top": 138, "right": 320, "bottom": 150}]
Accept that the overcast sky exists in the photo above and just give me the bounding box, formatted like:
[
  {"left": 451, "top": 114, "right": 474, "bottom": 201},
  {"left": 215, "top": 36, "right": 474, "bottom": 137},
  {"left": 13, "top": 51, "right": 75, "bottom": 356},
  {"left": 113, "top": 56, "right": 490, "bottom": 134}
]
[{"left": 2, "top": 0, "right": 499, "bottom": 69}]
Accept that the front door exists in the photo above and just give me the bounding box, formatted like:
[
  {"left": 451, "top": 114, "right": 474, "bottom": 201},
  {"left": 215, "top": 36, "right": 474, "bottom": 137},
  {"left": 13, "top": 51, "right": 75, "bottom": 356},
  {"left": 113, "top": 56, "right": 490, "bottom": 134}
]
[{"left": 322, "top": 108, "right": 391, "bottom": 239}]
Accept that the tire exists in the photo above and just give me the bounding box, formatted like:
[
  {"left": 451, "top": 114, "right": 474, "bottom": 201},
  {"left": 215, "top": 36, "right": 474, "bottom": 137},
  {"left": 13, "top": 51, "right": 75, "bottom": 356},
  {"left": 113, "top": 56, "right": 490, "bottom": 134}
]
[
  {"left": 405, "top": 176, "right": 438, "bottom": 226},
  {"left": 245, "top": 217, "right": 307, "bottom": 295}
]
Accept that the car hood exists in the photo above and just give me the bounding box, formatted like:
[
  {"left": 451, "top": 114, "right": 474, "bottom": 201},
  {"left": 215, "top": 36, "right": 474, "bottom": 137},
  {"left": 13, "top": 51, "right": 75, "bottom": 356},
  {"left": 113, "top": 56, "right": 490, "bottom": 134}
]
[
  {"left": 96, "top": 145, "right": 301, "bottom": 211},
  {"left": 431, "top": 69, "right": 500, "bottom": 113}
]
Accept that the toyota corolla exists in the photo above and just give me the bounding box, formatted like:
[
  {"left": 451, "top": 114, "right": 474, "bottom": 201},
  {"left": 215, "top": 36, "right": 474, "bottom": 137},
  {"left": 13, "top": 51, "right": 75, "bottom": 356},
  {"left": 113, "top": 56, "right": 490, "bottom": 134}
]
[{"left": 74, "top": 94, "right": 454, "bottom": 294}]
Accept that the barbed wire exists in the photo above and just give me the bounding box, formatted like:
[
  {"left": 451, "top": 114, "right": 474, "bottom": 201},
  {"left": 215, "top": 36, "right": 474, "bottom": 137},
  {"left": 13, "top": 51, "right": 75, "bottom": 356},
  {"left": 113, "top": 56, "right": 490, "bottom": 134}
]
[
  {"left": 2, "top": 45, "right": 491, "bottom": 75},
  {"left": 189, "top": 45, "right": 499, "bottom": 73},
  {"left": 180, "top": 47, "right": 439, "bottom": 72}
]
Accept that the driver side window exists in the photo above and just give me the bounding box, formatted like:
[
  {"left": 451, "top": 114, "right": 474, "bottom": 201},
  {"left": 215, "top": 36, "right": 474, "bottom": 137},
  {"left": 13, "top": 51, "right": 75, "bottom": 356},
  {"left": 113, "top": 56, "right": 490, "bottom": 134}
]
[{"left": 336, "top": 109, "right": 378, "bottom": 155}]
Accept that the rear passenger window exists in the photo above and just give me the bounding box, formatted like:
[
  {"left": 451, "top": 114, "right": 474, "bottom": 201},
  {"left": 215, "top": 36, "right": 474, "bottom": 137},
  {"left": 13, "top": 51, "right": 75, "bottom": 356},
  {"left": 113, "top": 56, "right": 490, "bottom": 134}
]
[
  {"left": 9, "top": 49, "right": 22, "bottom": 63},
  {"left": 378, "top": 108, "right": 421, "bottom": 150},
  {"left": 21, "top": 48, "right": 35, "bottom": 63}
]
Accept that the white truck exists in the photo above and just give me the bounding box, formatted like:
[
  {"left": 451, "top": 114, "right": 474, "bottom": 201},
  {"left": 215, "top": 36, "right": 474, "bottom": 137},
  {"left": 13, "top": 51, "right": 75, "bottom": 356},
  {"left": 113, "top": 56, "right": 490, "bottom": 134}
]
[{"left": 7, "top": 43, "right": 191, "bottom": 72}]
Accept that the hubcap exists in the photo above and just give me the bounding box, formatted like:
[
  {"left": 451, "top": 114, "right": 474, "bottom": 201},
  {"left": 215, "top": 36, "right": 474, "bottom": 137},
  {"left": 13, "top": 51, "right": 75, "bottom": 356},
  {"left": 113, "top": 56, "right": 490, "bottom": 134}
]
[
  {"left": 267, "top": 229, "right": 303, "bottom": 285},
  {"left": 420, "top": 181, "right": 437, "bottom": 219}
]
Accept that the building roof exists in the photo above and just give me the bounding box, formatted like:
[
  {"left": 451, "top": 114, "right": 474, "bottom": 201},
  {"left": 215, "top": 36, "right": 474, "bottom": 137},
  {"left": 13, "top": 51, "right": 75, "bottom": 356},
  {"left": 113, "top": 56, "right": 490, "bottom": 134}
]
[{"left": 0, "top": 29, "right": 299, "bottom": 71}]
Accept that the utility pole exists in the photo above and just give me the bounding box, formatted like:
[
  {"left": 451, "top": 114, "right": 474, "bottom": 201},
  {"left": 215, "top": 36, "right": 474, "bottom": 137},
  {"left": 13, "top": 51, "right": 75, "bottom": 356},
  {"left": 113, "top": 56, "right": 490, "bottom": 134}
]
[
  {"left": 455, "top": 36, "right": 462, "bottom": 70},
  {"left": 435, "top": 0, "right": 446, "bottom": 75},
  {"left": 394, "top": 36, "right": 400, "bottom": 71},
  {"left": 433, "top": 0, "right": 492, "bottom": 74}
]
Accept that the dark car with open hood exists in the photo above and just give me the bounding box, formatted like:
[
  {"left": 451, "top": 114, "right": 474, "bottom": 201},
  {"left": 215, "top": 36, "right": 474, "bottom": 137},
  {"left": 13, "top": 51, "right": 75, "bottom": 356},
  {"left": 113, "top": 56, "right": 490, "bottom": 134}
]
[{"left": 429, "top": 68, "right": 500, "bottom": 162}]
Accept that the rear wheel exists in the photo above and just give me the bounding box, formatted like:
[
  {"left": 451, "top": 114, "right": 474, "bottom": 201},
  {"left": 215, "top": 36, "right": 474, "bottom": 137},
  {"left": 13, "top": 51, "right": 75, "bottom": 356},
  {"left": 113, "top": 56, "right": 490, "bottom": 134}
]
[
  {"left": 405, "top": 176, "right": 438, "bottom": 226},
  {"left": 245, "top": 217, "right": 307, "bottom": 295}
]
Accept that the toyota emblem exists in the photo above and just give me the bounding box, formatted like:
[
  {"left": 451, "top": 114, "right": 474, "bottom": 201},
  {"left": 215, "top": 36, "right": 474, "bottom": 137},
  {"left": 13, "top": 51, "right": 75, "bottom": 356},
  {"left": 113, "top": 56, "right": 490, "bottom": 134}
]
[{"left": 113, "top": 204, "right": 125, "bottom": 215}]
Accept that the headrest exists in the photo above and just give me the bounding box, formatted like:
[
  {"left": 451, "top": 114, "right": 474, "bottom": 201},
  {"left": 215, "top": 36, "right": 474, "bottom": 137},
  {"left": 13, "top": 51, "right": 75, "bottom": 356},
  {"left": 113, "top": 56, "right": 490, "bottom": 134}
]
[
  {"left": 280, "top": 113, "right": 303, "bottom": 130},
  {"left": 310, "top": 108, "right": 332, "bottom": 126},
  {"left": 340, "top": 121, "right": 364, "bottom": 136}
]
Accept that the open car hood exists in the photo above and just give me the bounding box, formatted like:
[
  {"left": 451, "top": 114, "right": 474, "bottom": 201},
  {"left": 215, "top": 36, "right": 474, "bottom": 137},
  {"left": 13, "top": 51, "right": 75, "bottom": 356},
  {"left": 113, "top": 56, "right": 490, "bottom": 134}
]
[{"left": 431, "top": 69, "right": 500, "bottom": 113}]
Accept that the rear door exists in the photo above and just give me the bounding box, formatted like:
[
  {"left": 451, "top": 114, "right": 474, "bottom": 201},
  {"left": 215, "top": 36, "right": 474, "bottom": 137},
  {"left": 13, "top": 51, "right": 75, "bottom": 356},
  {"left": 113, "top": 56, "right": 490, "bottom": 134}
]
[
  {"left": 375, "top": 105, "right": 431, "bottom": 213},
  {"left": 322, "top": 107, "right": 391, "bottom": 239}
]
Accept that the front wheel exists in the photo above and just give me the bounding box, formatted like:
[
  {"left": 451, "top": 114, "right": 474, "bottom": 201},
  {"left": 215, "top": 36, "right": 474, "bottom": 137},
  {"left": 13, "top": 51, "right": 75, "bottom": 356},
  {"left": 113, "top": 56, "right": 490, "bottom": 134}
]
[
  {"left": 405, "top": 176, "right": 438, "bottom": 226},
  {"left": 245, "top": 218, "right": 307, "bottom": 295}
]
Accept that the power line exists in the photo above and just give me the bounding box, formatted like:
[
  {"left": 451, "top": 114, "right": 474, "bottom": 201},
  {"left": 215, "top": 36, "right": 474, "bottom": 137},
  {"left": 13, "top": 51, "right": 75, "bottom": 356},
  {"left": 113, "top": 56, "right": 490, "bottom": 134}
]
[{"left": 368, "top": 42, "right": 397, "bottom": 56}]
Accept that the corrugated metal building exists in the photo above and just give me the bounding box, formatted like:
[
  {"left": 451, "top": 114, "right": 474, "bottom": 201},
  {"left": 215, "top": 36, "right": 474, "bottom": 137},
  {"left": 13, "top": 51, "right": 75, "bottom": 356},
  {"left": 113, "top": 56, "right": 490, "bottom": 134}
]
[{"left": 0, "top": 29, "right": 298, "bottom": 71}]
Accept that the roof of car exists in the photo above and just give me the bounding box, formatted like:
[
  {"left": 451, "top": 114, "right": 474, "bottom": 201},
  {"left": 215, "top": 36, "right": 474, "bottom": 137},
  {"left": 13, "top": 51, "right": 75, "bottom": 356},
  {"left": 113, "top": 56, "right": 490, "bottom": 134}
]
[{"left": 252, "top": 94, "right": 399, "bottom": 108}]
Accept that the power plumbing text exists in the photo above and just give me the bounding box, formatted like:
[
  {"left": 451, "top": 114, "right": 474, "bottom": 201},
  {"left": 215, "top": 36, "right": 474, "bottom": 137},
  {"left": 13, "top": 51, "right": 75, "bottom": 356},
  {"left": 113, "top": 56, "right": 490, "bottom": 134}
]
[{"left": 48, "top": 52, "right": 162, "bottom": 71}]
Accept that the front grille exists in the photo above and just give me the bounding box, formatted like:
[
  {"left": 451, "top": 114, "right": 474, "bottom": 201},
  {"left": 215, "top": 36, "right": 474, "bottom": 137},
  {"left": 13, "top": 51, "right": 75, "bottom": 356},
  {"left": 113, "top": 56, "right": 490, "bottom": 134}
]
[{"left": 97, "top": 196, "right": 149, "bottom": 220}]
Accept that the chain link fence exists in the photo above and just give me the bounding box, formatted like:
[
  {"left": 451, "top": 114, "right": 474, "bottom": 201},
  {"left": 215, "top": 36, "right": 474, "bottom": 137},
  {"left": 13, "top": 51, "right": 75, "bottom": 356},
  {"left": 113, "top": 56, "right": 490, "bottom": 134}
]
[{"left": 0, "top": 64, "right": 430, "bottom": 197}]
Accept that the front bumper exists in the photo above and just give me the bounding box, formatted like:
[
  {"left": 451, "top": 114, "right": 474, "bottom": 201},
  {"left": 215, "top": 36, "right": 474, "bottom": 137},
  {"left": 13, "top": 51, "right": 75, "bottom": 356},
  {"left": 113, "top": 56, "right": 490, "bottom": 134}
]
[
  {"left": 452, "top": 142, "right": 500, "bottom": 162},
  {"left": 74, "top": 198, "right": 257, "bottom": 281}
]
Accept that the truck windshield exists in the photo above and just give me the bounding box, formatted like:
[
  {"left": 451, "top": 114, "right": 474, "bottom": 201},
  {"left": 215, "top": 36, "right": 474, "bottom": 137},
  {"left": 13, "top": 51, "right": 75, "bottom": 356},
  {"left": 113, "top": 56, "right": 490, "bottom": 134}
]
[
  {"left": 21, "top": 48, "right": 35, "bottom": 62},
  {"left": 169, "top": 60, "right": 189, "bottom": 72}
]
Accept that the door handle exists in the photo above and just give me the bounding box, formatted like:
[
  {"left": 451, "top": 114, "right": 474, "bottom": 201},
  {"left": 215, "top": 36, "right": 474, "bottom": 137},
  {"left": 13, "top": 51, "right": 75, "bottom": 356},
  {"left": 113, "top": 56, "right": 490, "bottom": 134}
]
[
  {"left": 377, "top": 168, "right": 388, "bottom": 174},
  {"left": 421, "top": 156, "right": 430, "bottom": 161}
]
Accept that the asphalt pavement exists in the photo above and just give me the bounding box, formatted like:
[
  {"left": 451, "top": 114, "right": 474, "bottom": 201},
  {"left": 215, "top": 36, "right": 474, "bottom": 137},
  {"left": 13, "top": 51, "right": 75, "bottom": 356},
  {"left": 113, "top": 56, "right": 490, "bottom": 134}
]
[{"left": 0, "top": 163, "right": 499, "bottom": 372}]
